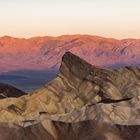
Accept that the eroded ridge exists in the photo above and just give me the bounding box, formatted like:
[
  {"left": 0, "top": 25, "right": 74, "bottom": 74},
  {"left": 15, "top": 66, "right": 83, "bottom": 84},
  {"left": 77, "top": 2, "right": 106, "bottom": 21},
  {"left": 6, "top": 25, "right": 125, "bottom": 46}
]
[{"left": 0, "top": 52, "right": 139, "bottom": 140}]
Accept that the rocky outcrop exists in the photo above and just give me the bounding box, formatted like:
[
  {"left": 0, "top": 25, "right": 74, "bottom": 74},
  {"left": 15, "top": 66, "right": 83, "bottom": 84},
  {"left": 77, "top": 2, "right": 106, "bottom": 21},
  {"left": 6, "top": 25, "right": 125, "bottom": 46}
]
[{"left": 0, "top": 52, "right": 139, "bottom": 139}]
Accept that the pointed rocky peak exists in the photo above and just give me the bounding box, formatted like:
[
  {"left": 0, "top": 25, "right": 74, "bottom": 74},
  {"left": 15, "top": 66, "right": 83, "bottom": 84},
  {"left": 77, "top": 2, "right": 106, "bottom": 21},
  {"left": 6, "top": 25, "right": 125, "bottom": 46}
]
[{"left": 59, "top": 52, "right": 93, "bottom": 79}]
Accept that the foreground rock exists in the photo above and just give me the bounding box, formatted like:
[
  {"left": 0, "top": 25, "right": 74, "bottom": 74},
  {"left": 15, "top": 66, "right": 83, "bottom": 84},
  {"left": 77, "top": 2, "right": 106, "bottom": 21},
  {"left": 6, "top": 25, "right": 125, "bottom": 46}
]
[
  {"left": 0, "top": 52, "right": 139, "bottom": 139},
  {"left": 0, "top": 120, "right": 140, "bottom": 140}
]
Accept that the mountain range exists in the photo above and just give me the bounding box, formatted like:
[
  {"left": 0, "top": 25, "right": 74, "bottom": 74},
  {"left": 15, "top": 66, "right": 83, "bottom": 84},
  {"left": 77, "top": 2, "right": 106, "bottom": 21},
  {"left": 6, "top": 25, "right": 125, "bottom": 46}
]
[
  {"left": 0, "top": 52, "right": 139, "bottom": 140},
  {"left": 0, "top": 35, "right": 139, "bottom": 72}
]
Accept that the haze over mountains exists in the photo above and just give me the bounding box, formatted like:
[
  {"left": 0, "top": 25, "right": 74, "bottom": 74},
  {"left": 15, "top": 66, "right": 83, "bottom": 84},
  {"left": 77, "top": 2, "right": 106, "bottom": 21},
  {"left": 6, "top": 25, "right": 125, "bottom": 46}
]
[{"left": 0, "top": 35, "right": 139, "bottom": 72}]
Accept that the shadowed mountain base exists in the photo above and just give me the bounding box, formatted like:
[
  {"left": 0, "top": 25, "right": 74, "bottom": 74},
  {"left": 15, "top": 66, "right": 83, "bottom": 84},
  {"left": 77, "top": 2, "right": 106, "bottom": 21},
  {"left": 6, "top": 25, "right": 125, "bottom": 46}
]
[{"left": 0, "top": 121, "right": 140, "bottom": 140}]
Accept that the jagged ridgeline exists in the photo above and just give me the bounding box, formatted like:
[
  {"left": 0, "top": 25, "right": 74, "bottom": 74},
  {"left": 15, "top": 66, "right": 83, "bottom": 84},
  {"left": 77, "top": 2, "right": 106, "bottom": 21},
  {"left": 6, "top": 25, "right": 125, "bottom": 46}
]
[{"left": 0, "top": 52, "right": 139, "bottom": 140}]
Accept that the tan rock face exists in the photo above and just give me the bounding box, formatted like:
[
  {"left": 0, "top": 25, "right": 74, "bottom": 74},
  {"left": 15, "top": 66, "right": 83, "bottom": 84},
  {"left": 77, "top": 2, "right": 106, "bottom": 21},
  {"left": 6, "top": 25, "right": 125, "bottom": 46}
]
[{"left": 0, "top": 52, "right": 139, "bottom": 139}]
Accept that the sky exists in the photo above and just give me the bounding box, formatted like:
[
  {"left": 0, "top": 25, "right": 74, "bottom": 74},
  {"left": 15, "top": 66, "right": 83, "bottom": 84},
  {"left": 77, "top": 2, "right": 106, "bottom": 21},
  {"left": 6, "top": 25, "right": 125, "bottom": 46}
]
[{"left": 0, "top": 0, "right": 140, "bottom": 39}]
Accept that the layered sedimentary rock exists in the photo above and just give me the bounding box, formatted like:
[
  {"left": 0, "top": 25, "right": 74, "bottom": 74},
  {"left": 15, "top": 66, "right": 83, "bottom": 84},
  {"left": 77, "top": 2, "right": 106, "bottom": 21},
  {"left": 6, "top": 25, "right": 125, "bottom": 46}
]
[{"left": 0, "top": 52, "right": 139, "bottom": 140}]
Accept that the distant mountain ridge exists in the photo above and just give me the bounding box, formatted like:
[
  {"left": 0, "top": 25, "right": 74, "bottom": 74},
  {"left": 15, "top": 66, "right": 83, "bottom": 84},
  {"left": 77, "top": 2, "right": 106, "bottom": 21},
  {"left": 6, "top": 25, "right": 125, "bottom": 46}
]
[{"left": 0, "top": 35, "right": 139, "bottom": 72}]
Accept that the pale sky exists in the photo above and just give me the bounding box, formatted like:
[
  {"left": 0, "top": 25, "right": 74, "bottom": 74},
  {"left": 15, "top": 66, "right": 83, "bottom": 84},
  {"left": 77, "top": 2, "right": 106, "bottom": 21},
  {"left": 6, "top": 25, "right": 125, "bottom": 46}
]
[{"left": 0, "top": 0, "right": 140, "bottom": 39}]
